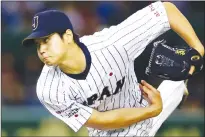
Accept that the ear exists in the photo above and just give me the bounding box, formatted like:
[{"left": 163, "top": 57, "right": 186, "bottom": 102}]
[{"left": 63, "top": 29, "right": 74, "bottom": 44}]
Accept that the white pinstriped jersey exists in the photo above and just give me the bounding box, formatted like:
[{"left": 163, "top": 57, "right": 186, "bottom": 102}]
[{"left": 36, "top": 1, "right": 170, "bottom": 136}]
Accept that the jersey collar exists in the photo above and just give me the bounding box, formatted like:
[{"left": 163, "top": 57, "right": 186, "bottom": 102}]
[{"left": 64, "top": 41, "right": 91, "bottom": 80}]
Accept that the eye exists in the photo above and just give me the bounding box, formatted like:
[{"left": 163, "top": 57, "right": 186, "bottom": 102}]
[
  {"left": 34, "top": 41, "right": 40, "bottom": 49},
  {"left": 44, "top": 38, "right": 50, "bottom": 43}
]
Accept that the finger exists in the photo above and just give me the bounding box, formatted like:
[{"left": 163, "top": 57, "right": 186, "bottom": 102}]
[
  {"left": 141, "top": 84, "right": 152, "bottom": 95},
  {"left": 141, "top": 80, "right": 156, "bottom": 91},
  {"left": 142, "top": 90, "right": 148, "bottom": 96},
  {"left": 139, "top": 83, "right": 143, "bottom": 91},
  {"left": 189, "top": 65, "right": 195, "bottom": 75},
  {"left": 142, "top": 92, "right": 151, "bottom": 104},
  {"left": 142, "top": 93, "right": 148, "bottom": 100},
  {"left": 143, "top": 95, "right": 151, "bottom": 104}
]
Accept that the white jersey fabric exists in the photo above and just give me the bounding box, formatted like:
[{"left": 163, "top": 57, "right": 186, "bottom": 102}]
[{"left": 36, "top": 1, "right": 185, "bottom": 136}]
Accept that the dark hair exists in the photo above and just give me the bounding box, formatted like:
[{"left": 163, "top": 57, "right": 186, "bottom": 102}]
[
  {"left": 57, "top": 31, "right": 65, "bottom": 39},
  {"left": 57, "top": 30, "right": 79, "bottom": 43}
]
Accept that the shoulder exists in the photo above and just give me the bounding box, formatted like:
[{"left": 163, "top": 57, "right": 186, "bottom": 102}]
[
  {"left": 38, "top": 65, "right": 57, "bottom": 79},
  {"left": 36, "top": 65, "right": 63, "bottom": 101},
  {"left": 36, "top": 65, "right": 60, "bottom": 91},
  {"left": 79, "top": 26, "right": 115, "bottom": 45}
]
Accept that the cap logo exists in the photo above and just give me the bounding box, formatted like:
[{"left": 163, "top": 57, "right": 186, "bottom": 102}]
[{"left": 32, "top": 16, "right": 39, "bottom": 30}]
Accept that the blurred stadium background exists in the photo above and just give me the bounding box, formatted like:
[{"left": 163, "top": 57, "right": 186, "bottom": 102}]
[{"left": 1, "top": 1, "right": 204, "bottom": 136}]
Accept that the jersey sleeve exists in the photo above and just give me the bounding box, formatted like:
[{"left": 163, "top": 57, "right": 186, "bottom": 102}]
[
  {"left": 36, "top": 65, "right": 93, "bottom": 132},
  {"left": 123, "top": 1, "right": 171, "bottom": 61},
  {"left": 40, "top": 99, "right": 93, "bottom": 132},
  {"left": 81, "top": 1, "right": 170, "bottom": 61}
]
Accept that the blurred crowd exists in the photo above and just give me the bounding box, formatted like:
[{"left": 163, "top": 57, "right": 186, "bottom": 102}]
[{"left": 1, "top": 1, "right": 204, "bottom": 110}]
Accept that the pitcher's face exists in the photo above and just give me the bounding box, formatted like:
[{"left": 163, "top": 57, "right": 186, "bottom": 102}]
[{"left": 35, "top": 33, "right": 68, "bottom": 66}]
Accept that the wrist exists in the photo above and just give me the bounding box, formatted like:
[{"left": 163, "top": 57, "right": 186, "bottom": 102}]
[
  {"left": 192, "top": 43, "right": 204, "bottom": 57},
  {"left": 148, "top": 105, "right": 163, "bottom": 117}
]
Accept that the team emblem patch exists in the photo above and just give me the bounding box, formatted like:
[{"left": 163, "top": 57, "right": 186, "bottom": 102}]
[
  {"left": 175, "top": 49, "right": 186, "bottom": 56},
  {"left": 32, "top": 16, "right": 39, "bottom": 30}
]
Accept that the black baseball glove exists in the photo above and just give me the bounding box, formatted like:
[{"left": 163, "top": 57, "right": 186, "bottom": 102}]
[{"left": 145, "top": 39, "right": 204, "bottom": 81}]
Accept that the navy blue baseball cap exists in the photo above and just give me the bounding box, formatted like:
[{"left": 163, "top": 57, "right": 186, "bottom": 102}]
[{"left": 22, "top": 10, "right": 79, "bottom": 46}]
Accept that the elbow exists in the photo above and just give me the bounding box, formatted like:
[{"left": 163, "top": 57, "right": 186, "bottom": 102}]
[
  {"left": 163, "top": 1, "right": 181, "bottom": 29},
  {"left": 163, "top": 2, "right": 177, "bottom": 9},
  {"left": 163, "top": 2, "right": 179, "bottom": 16}
]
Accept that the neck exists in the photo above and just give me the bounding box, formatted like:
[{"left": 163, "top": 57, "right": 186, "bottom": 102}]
[{"left": 59, "top": 43, "right": 86, "bottom": 74}]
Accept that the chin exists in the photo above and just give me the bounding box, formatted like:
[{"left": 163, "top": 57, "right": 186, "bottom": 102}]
[
  {"left": 44, "top": 61, "right": 54, "bottom": 66},
  {"left": 45, "top": 63, "right": 53, "bottom": 66},
  {"left": 45, "top": 60, "right": 59, "bottom": 66}
]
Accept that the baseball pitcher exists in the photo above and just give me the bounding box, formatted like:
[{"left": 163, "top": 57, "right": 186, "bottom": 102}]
[{"left": 22, "top": 1, "right": 204, "bottom": 136}]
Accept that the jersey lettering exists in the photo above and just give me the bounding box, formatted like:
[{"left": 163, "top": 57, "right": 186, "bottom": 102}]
[{"left": 83, "top": 76, "right": 125, "bottom": 106}]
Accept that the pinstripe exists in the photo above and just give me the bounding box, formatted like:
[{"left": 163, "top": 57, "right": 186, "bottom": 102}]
[
  {"left": 63, "top": 90, "right": 66, "bottom": 103},
  {"left": 41, "top": 69, "right": 51, "bottom": 100},
  {"left": 43, "top": 68, "right": 63, "bottom": 111},
  {"left": 93, "top": 52, "right": 113, "bottom": 110},
  {"left": 118, "top": 91, "right": 121, "bottom": 108},
  {"left": 148, "top": 118, "right": 153, "bottom": 129},
  {"left": 125, "top": 18, "right": 166, "bottom": 51},
  {"left": 75, "top": 81, "right": 87, "bottom": 99},
  {"left": 80, "top": 113, "right": 87, "bottom": 119},
  {"left": 123, "top": 47, "right": 130, "bottom": 63},
  {"left": 92, "top": 62, "right": 105, "bottom": 86},
  {"left": 68, "top": 121, "right": 78, "bottom": 131},
  {"left": 68, "top": 79, "right": 86, "bottom": 102},
  {"left": 112, "top": 98, "right": 115, "bottom": 109},
  {"left": 67, "top": 79, "right": 87, "bottom": 102},
  {"left": 135, "top": 121, "right": 143, "bottom": 136},
  {"left": 124, "top": 126, "right": 131, "bottom": 136},
  {"left": 43, "top": 101, "right": 63, "bottom": 118},
  {"left": 70, "top": 81, "right": 86, "bottom": 103},
  {"left": 123, "top": 78, "right": 127, "bottom": 108},
  {"left": 101, "top": 49, "right": 118, "bottom": 81},
  {"left": 76, "top": 118, "right": 83, "bottom": 125},
  {"left": 85, "top": 79, "right": 92, "bottom": 91},
  {"left": 113, "top": 46, "right": 126, "bottom": 74},
  {"left": 87, "top": 11, "right": 151, "bottom": 47},
  {"left": 69, "top": 87, "right": 85, "bottom": 103},
  {"left": 75, "top": 103, "right": 92, "bottom": 114},
  {"left": 93, "top": 52, "right": 113, "bottom": 90},
  {"left": 69, "top": 86, "right": 77, "bottom": 95},
  {"left": 48, "top": 67, "right": 57, "bottom": 103},
  {"left": 130, "top": 75, "right": 140, "bottom": 104},
  {"left": 89, "top": 72, "right": 100, "bottom": 95},
  {"left": 69, "top": 88, "right": 76, "bottom": 100},
  {"left": 128, "top": 89, "right": 132, "bottom": 107},
  {"left": 129, "top": 46, "right": 147, "bottom": 61},
  {"left": 90, "top": 17, "right": 153, "bottom": 52},
  {"left": 138, "top": 120, "right": 147, "bottom": 136},
  {"left": 56, "top": 71, "right": 62, "bottom": 104},
  {"left": 40, "top": 69, "right": 62, "bottom": 112},
  {"left": 145, "top": 118, "right": 151, "bottom": 132},
  {"left": 107, "top": 48, "right": 123, "bottom": 77},
  {"left": 101, "top": 48, "right": 118, "bottom": 104},
  {"left": 132, "top": 94, "right": 138, "bottom": 107},
  {"left": 127, "top": 21, "right": 168, "bottom": 53}
]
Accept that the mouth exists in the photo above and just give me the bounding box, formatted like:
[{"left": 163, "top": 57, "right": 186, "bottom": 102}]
[{"left": 43, "top": 57, "right": 49, "bottom": 60}]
